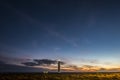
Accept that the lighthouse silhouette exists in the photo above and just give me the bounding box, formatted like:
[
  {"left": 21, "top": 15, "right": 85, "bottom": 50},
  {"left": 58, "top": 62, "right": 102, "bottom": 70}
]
[{"left": 58, "top": 60, "right": 61, "bottom": 73}]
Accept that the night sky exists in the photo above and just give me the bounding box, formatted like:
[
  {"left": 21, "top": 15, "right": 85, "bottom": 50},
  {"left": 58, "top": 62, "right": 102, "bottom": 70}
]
[{"left": 1, "top": 0, "right": 120, "bottom": 72}]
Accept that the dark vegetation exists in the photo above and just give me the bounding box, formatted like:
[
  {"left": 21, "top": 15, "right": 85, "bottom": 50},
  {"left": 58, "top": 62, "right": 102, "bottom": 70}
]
[{"left": 0, "top": 72, "right": 120, "bottom": 80}]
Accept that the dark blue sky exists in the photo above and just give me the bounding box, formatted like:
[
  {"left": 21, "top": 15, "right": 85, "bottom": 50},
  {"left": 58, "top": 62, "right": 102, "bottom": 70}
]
[{"left": 1, "top": 0, "right": 120, "bottom": 72}]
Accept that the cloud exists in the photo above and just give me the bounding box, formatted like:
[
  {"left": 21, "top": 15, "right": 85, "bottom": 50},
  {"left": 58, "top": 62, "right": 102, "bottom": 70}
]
[
  {"left": 98, "top": 68, "right": 107, "bottom": 71},
  {"left": 79, "top": 65, "right": 120, "bottom": 72},
  {"left": 67, "top": 65, "right": 79, "bottom": 70},
  {"left": 82, "top": 65, "right": 96, "bottom": 68},
  {"left": 0, "top": 60, "right": 46, "bottom": 72},
  {"left": 0, "top": 58, "right": 120, "bottom": 72},
  {"left": 107, "top": 68, "right": 120, "bottom": 72},
  {"left": 97, "top": 68, "right": 120, "bottom": 72},
  {"left": 22, "top": 62, "right": 38, "bottom": 66},
  {"left": 78, "top": 65, "right": 120, "bottom": 72},
  {"left": 0, "top": 54, "right": 30, "bottom": 65},
  {"left": 34, "top": 59, "right": 57, "bottom": 65},
  {"left": 62, "top": 65, "right": 80, "bottom": 71},
  {"left": 22, "top": 59, "right": 65, "bottom": 66},
  {"left": 64, "top": 65, "right": 100, "bottom": 72},
  {"left": 81, "top": 65, "right": 100, "bottom": 71}
]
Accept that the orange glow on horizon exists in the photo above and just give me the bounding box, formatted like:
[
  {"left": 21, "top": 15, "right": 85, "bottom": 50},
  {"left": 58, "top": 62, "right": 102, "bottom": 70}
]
[{"left": 30, "top": 64, "right": 120, "bottom": 72}]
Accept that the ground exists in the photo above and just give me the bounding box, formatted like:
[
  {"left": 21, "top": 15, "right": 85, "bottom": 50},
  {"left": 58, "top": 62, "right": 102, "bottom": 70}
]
[{"left": 0, "top": 72, "right": 120, "bottom": 80}]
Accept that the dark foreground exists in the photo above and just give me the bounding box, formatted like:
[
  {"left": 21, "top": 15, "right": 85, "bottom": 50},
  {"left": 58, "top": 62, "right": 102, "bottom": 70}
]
[{"left": 1, "top": 72, "right": 120, "bottom": 80}]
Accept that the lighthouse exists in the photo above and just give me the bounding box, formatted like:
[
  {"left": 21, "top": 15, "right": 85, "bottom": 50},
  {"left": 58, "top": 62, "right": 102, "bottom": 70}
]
[{"left": 58, "top": 60, "right": 61, "bottom": 73}]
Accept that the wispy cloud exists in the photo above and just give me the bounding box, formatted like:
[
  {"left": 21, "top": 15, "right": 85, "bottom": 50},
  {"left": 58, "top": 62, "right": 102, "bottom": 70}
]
[
  {"left": 97, "top": 68, "right": 120, "bottom": 72},
  {"left": 61, "top": 65, "right": 120, "bottom": 72},
  {"left": 0, "top": 60, "right": 46, "bottom": 72},
  {"left": 22, "top": 58, "right": 120, "bottom": 72},
  {"left": 22, "top": 59, "right": 65, "bottom": 66}
]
